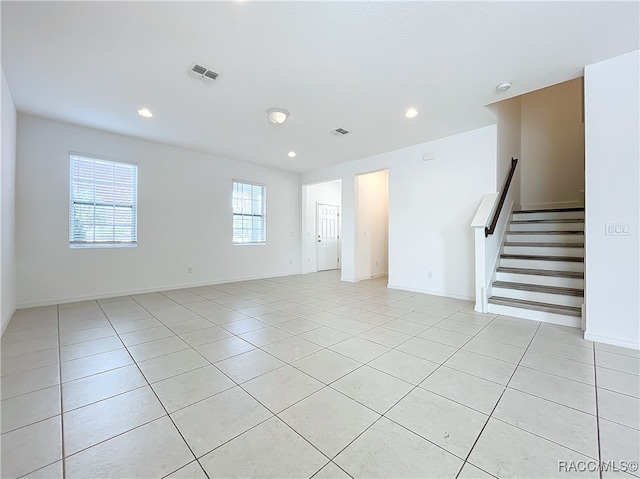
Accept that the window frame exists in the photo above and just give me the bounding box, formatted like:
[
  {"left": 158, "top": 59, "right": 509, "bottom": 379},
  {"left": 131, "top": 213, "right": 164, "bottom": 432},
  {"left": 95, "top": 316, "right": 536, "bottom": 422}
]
[
  {"left": 68, "top": 152, "right": 138, "bottom": 249},
  {"left": 232, "top": 180, "right": 267, "bottom": 245}
]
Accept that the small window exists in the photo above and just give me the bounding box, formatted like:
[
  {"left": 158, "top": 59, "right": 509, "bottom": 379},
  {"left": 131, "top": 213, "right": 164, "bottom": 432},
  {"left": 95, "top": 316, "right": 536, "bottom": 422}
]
[
  {"left": 69, "top": 154, "right": 138, "bottom": 248},
  {"left": 232, "top": 181, "right": 266, "bottom": 244}
]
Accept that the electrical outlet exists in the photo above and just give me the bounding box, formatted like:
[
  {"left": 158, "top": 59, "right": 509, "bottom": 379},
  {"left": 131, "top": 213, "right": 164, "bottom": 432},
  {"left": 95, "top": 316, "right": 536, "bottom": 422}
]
[
  {"left": 289, "top": 259, "right": 293, "bottom": 264},
  {"left": 605, "top": 223, "right": 631, "bottom": 236},
  {"left": 187, "top": 266, "right": 192, "bottom": 273},
  {"left": 427, "top": 271, "right": 433, "bottom": 279}
]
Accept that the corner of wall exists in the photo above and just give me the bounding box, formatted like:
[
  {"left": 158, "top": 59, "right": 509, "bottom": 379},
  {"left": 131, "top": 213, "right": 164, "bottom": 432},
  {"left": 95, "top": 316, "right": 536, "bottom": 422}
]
[
  {"left": 584, "top": 50, "right": 640, "bottom": 350},
  {"left": 1, "top": 66, "right": 18, "bottom": 335}
]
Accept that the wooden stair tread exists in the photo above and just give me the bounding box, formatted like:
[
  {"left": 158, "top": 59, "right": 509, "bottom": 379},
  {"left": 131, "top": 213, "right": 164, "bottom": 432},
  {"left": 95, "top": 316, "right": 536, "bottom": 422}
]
[
  {"left": 488, "top": 296, "right": 582, "bottom": 317},
  {"left": 504, "top": 242, "right": 584, "bottom": 248},
  {"left": 511, "top": 218, "right": 584, "bottom": 224},
  {"left": 514, "top": 207, "right": 585, "bottom": 214},
  {"left": 500, "top": 254, "right": 584, "bottom": 262},
  {"left": 507, "top": 230, "right": 584, "bottom": 235},
  {"left": 492, "top": 281, "right": 583, "bottom": 297},
  {"left": 496, "top": 267, "right": 584, "bottom": 279}
]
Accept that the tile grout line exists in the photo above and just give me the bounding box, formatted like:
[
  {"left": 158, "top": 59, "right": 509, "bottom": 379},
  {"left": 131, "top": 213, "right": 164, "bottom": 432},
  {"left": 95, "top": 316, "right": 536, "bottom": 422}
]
[
  {"left": 129, "top": 284, "right": 472, "bottom": 475},
  {"left": 593, "top": 343, "right": 603, "bottom": 479},
  {"left": 310, "top": 308, "right": 502, "bottom": 474},
  {"left": 103, "top": 297, "right": 214, "bottom": 479},
  {"left": 126, "top": 291, "right": 358, "bottom": 476},
  {"left": 146, "top": 323, "right": 336, "bottom": 473},
  {"left": 382, "top": 311, "right": 502, "bottom": 474},
  {"left": 55, "top": 290, "right": 477, "bottom": 380},
  {"left": 56, "top": 304, "right": 67, "bottom": 479},
  {"left": 454, "top": 320, "right": 542, "bottom": 479},
  {"left": 11, "top": 275, "right": 599, "bottom": 479}
]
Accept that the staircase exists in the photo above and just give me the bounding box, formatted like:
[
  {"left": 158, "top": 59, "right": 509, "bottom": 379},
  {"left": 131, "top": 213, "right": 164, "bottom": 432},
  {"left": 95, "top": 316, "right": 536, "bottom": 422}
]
[{"left": 487, "top": 207, "right": 585, "bottom": 328}]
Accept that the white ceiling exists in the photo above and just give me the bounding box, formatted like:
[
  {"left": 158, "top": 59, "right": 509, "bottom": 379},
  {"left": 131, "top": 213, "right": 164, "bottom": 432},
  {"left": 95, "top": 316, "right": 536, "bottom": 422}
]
[{"left": 2, "top": 1, "right": 638, "bottom": 173}]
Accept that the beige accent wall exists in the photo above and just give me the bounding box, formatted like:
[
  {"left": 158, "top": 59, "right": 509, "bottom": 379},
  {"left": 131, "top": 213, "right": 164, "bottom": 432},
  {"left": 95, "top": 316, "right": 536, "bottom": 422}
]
[{"left": 520, "top": 78, "right": 585, "bottom": 209}]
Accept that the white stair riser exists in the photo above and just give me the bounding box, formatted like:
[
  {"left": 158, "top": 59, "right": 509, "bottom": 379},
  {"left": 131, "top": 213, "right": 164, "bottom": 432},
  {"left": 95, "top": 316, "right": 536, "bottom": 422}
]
[
  {"left": 487, "top": 303, "right": 581, "bottom": 328},
  {"left": 506, "top": 233, "right": 584, "bottom": 243},
  {"left": 496, "top": 272, "right": 584, "bottom": 289},
  {"left": 503, "top": 245, "right": 584, "bottom": 257},
  {"left": 491, "top": 287, "right": 583, "bottom": 307},
  {"left": 500, "top": 258, "right": 584, "bottom": 272},
  {"left": 513, "top": 211, "right": 584, "bottom": 221},
  {"left": 510, "top": 222, "right": 584, "bottom": 232}
]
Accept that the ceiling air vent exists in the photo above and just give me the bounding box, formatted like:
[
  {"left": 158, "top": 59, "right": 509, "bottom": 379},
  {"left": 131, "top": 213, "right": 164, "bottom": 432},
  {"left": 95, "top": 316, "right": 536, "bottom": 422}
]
[
  {"left": 330, "top": 128, "right": 350, "bottom": 136},
  {"left": 187, "top": 62, "right": 220, "bottom": 83}
]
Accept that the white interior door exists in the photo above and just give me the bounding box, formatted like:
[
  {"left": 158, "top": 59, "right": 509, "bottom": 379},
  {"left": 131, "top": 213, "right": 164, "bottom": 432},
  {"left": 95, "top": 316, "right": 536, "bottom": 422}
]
[{"left": 317, "top": 203, "right": 339, "bottom": 271}]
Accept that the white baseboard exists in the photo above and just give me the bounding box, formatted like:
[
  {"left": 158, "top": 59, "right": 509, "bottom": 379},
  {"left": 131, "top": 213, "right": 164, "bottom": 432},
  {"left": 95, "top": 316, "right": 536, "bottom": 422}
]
[
  {"left": 386, "top": 283, "right": 474, "bottom": 301},
  {"left": 353, "top": 275, "right": 372, "bottom": 282},
  {"left": 487, "top": 303, "right": 581, "bottom": 328},
  {"left": 520, "top": 200, "right": 584, "bottom": 210},
  {"left": 584, "top": 332, "right": 640, "bottom": 351},
  {"left": 15, "top": 271, "right": 301, "bottom": 309},
  {"left": 344, "top": 272, "right": 388, "bottom": 283},
  {"left": 1, "top": 307, "right": 16, "bottom": 336}
]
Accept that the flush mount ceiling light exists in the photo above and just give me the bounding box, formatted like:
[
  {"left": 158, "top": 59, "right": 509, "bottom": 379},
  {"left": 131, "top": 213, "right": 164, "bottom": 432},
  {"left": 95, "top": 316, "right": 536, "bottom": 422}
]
[
  {"left": 266, "top": 108, "right": 290, "bottom": 124},
  {"left": 496, "top": 82, "right": 512, "bottom": 93},
  {"left": 405, "top": 107, "right": 419, "bottom": 118},
  {"left": 137, "top": 108, "right": 153, "bottom": 118},
  {"left": 288, "top": 151, "right": 296, "bottom": 158}
]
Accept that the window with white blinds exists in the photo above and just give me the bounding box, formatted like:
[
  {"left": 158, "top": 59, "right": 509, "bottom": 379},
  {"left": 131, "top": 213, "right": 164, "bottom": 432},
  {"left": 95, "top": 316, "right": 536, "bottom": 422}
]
[
  {"left": 69, "top": 154, "right": 138, "bottom": 248},
  {"left": 232, "top": 181, "right": 266, "bottom": 244}
]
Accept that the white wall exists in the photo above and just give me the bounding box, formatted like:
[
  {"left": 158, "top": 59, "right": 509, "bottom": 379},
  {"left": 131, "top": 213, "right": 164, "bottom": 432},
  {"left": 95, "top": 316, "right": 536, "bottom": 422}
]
[
  {"left": 1, "top": 68, "right": 17, "bottom": 333},
  {"left": 303, "top": 180, "right": 341, "bottom": 273},
  {"left": 355, "top": 170, "right": 388, "bottom": 280},
  {"left": 302, "top": 125, "right": 497, "bottom": 298},
  {"left": 489, "top": 96, "right": 522, "bottom": 202},
  {"left": 482, "top": 96, "right": 522, "bottom": 299},
  {"left": 584, "top": 50, "right": 640, "bottom": 349},
  {"left": 520, "top": 78, "right": 585, "bottom": 209},
  {"left": 16, "top": 114, "right": 301, "bottom": 307}
]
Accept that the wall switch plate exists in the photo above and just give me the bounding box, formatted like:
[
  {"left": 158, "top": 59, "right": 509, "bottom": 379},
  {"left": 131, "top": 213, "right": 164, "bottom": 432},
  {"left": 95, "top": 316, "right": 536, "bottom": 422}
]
[
  {"left": 427, "top": 271, "right": 433, "bottom": 279},
  {"left": 605, "top": 223, "right": 631, "bottom": 236}
]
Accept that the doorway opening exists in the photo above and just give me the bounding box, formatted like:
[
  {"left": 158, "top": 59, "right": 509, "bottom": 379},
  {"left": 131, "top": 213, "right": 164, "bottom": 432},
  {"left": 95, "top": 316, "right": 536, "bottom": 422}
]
[
  {"left": 354, "top": 169, "right": 389, "bottom": 281},
  {"left": 302, "top": 180, "right": 342, "bottom": 273}
]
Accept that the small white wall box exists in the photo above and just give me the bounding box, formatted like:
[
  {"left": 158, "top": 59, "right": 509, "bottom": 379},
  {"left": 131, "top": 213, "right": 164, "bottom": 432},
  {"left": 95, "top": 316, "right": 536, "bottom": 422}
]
[{"left": 605, "top": 223, "right": 630, "bottom": 236}]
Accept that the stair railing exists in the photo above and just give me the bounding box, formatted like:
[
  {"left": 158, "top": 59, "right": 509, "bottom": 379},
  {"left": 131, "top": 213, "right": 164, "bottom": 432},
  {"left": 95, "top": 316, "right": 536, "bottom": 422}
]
[
  {"left": 485, "top": 158, "right": 518, "bottom": 237},
  {"left": 471, "top": 157, "right": 519, "bottom": 313}
]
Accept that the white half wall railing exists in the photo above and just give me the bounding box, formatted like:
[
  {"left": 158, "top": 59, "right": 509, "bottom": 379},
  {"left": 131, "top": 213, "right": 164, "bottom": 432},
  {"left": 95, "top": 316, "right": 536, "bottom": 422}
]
[{"left": 471, "top": 158, "right": 519, "bottom": 312}]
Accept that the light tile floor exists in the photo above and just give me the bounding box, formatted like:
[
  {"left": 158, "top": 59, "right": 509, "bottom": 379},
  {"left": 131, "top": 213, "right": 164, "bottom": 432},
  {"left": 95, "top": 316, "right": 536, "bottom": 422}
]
[{"left": 1, "top": 272, "right": 639, "bottom": 478}]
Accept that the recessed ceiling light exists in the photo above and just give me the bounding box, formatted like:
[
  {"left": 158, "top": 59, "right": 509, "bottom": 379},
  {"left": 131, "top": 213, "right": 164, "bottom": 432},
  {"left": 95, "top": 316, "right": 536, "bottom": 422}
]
[
  {"left": 137, "top": 108, "right": 153, "bottom": 118},
  {"left": 405, "top": 107, "right": 419, "bottom": 118},
  {"left": 496, "top": 82, "right": 511, "bottom": 93},
  {"left": 288, "top": 151, "right": 296, "bottom": 158},
  {"left": 266, "top": 108, "right": 290, "bottom": 124}
]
